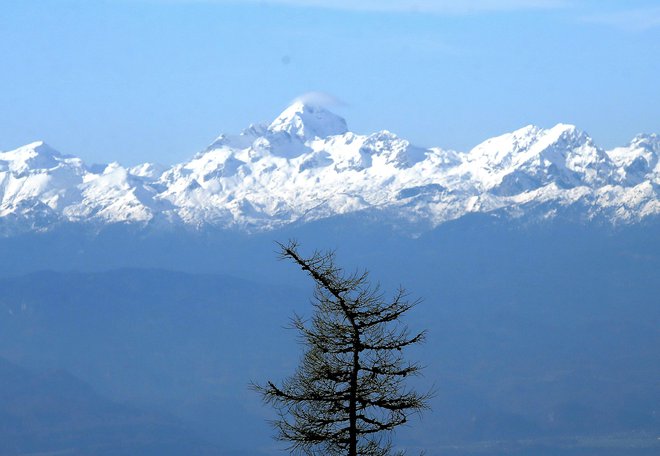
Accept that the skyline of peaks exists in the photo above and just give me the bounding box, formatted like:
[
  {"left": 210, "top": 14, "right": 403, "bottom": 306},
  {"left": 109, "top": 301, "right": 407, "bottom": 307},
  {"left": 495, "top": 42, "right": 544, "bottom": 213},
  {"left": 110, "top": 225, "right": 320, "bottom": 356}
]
[{"left": 0, "top": 102, "right": 658, "bottom": 235}]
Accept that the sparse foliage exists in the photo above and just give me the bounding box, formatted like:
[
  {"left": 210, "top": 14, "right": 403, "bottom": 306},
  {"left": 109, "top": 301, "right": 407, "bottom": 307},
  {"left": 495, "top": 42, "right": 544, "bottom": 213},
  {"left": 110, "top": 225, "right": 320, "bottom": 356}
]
[{"left": 253, "top": 240, "right": 430, "bottom": 456}]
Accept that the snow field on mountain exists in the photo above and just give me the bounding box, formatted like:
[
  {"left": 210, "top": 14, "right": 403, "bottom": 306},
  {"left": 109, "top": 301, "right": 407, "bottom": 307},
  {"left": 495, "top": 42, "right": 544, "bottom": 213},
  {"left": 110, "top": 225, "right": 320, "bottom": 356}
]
[{"left": 0, "top": 103, "right": 658, "bottom": 234}]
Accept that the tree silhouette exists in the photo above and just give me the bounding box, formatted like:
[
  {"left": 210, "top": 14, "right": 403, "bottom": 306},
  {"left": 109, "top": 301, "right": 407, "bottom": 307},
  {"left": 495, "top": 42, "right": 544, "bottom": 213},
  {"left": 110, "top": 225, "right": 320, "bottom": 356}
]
[{"left": 254, "top": 241, "right": 430, "bottom": 456}]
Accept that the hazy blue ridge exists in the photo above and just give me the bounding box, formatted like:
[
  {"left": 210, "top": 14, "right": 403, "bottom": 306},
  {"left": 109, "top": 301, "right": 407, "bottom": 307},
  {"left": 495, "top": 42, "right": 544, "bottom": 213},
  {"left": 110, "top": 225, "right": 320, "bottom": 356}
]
[{"left": 0, "top": 218, "right": 658, "bottom": 454}]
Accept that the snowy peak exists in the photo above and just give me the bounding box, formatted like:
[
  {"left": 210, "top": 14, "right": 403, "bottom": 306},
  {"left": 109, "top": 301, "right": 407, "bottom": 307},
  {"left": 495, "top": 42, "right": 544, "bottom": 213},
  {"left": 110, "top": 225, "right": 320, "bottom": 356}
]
[
  {"left": 0, "top": 106, "right": 658, "bottom": 235},
  {"left": 268, "top": 101, "right": 349, "bottom": 141},
  {"left": 2, "top": 140, "right": 58, "bottom": 157},
  {"left": 630, "top": 133, "right": 660, "bottom": 152},
  {"left": 467, "top": 124, "right": 591, "bottom": 170},
  {"left": 463, "top": 124, "right": 614, "bottom": 194},
  {"left": 0, "top": 141, "right": 69, "bottom": 174},
  {"left": 129, "top": 162, "right": 168, "bottom": 179},
  {"left": 607, "top": 133, "right": 659, "bottom": 185},
  {"left": 201, "top": 102, "right": 349, "bottom": 160},
  {"left": 537, "top": 124, "right": 614, "bottom": 185}
]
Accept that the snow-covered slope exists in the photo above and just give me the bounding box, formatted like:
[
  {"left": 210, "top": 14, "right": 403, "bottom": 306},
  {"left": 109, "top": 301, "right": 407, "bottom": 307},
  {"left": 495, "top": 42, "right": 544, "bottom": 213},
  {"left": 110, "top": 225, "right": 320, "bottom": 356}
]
[{"left": 1, "top": 103, "right": 658, "bottom": 235}]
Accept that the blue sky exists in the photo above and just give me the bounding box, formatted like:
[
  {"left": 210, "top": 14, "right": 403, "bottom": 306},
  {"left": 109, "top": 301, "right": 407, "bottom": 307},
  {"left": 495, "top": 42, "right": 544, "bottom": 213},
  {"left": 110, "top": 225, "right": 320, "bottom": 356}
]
[{"left": 1, "top": 0, "right": 659, "bottom": 165}]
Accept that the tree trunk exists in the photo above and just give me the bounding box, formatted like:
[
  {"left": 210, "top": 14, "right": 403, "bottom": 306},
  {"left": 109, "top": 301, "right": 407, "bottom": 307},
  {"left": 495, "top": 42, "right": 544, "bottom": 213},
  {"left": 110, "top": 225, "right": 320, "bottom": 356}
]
[{"left": 349, "top": 332, "right": 359, "bottom": 456}]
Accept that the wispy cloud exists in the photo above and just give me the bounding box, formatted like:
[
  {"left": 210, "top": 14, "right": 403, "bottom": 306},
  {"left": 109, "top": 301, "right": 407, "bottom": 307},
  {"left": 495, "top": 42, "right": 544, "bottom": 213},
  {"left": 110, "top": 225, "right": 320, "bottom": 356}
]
[
  {"left": 293, "top": 92, "right": 347, "bottom": 108},
  {"left": 582, "top": 6, "right": 660, "bottom": 32},
  {"left": 149, "top": 0, "right": 569, "bottom": 14}
]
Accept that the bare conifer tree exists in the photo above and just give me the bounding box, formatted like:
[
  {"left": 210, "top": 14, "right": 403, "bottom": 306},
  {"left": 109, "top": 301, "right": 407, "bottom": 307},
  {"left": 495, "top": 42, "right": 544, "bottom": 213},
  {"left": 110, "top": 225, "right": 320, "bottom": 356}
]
[{"left": 254, "top": 240, "right": 430, "bottom": 456}]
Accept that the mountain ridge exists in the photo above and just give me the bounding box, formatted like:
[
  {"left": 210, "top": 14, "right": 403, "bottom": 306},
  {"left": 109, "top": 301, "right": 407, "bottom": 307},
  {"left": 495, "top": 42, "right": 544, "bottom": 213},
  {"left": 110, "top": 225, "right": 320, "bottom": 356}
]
[{"left": 1, "top": 102, "right": 658, "bottom": 236}]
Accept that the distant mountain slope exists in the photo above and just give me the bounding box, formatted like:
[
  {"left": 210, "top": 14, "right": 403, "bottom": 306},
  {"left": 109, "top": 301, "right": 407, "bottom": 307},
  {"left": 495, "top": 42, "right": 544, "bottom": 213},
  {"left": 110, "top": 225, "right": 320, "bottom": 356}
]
[
  {"left": 0, "top": 103, "right": 658, "bottom": 235},
  {"left": 0, "top": 268, "right": 310, "bottom": 455},
  {"left": 0, "top": 225, "right": 658, "bottom": 455},
  {"left": 0, "top": 356, "right": 219, "bottom": 456}
]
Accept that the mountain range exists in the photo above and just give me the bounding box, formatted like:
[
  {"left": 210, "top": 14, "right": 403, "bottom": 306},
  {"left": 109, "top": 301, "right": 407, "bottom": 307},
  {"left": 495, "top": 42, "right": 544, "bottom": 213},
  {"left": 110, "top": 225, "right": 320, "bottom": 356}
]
[
  {"left": 1, "top": 102, "right": 658, "bottom": 235},
  {"left": 1, "top": 103, "right": 659, "bottom": 455}
]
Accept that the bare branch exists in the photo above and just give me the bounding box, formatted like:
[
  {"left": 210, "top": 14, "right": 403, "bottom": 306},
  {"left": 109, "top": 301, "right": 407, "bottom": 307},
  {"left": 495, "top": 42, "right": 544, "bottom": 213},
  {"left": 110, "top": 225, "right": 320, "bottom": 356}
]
[{"left": 254, "top": 240, "right": 431, "bottom": 456}]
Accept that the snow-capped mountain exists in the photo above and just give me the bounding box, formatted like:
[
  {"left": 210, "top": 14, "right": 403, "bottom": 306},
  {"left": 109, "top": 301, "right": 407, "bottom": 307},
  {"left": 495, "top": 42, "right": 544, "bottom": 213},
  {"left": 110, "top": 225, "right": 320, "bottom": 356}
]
[{"left": 1, "top": 103, "right": 658, "bottom": 235}]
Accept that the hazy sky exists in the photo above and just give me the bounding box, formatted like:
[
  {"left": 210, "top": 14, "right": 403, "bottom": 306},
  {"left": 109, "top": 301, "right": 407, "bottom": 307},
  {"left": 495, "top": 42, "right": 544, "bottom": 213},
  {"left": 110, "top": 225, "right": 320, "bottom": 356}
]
[{"left": 1, "top": 0, "right": 659, "bottom": 165}]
